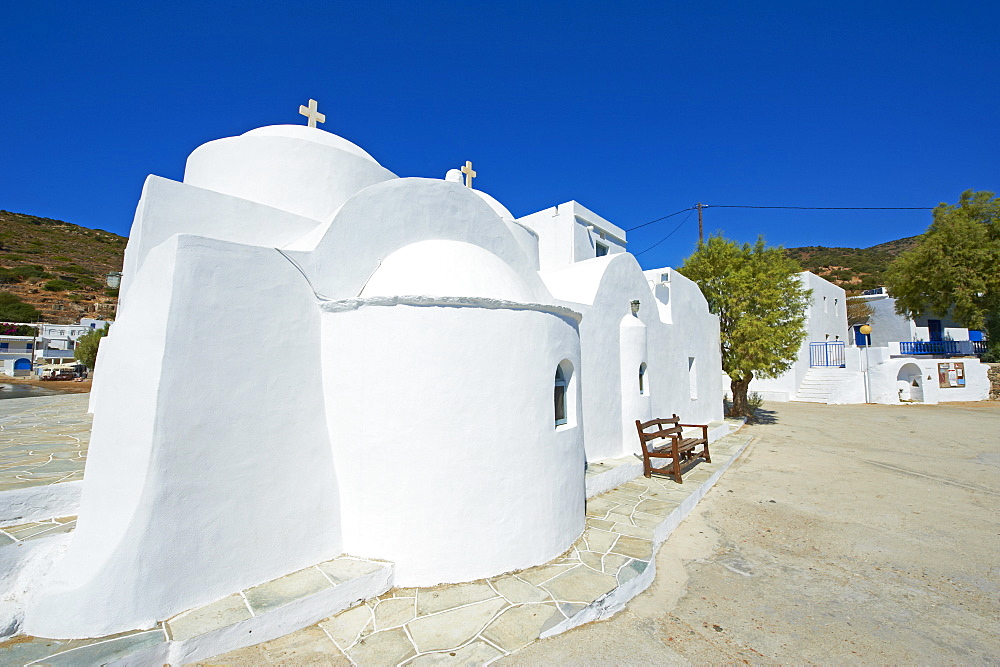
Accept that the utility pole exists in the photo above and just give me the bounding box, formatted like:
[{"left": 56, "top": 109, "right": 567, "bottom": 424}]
[{"left": 697, "top": 202, "right": 704, "bottom": 244}]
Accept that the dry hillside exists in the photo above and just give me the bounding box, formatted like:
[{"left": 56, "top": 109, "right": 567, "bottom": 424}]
[
  {"left": 783, "top": 235, "right": 921, "bottom": 291},
  {"left": 0, "top": 210, "right": 126, "bottom": 324}
]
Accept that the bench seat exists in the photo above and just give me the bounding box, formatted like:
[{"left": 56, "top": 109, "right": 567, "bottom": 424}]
[{"left": 635, "top": 415, "right": 711, "bottom": 483}]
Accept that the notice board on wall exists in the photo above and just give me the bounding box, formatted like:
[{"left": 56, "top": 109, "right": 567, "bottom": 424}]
[{"left": 937, "top": 362, "right": 965, "bottom": 388}]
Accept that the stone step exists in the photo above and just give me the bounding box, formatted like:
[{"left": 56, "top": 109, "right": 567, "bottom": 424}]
[{"left": 4, "top": 555, "right": 393, "bottom": 666}]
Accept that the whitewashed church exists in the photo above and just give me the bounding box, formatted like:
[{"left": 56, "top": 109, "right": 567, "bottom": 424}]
[{"left": 20, "top": 106, "right": 724, "bottom": 638}]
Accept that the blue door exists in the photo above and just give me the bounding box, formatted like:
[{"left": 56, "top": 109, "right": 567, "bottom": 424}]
[
  {"left": 928, "top": 319, "right": 943, "bottom": 341},
  {"left": 969, "top": 330, "right": 984, "bottom": 342},
  {"left": 854, "top": 326, "right": 870, "bottom": 346},
  {"left": 13, "top": 358, "right": 31, "bottom": 370}
]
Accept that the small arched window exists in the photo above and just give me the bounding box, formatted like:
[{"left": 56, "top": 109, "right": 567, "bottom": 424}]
[
  {"left": 554, "top": 366, "right": 568, "bottom": 426},
  {"left": 639, "top": 362, "right": 647, "bottom": 395}
]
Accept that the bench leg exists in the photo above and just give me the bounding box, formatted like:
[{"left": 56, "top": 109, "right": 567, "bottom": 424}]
[{"left": 703, "top": 444, "right": 711, "bottom": 464}]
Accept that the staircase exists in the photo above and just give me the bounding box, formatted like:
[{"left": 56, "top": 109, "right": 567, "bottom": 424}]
[{"left": 795, "top": 367, "right": 851, "bottom": 403}]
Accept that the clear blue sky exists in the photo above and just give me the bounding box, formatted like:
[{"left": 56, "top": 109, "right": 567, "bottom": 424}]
[{"left": 2, "top": 1, "right": 997, "bottom": 270}]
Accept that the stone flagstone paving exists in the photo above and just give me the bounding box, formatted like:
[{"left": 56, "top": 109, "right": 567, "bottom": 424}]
[
  {"left": 0, "top": 392, "right": 748, "bottom": 666},
  {"left": 211, "top": 432, "right": 750, "bottom": 665},
  {"left": 0, "top": 394, "right": 91, "bottom": 494}
]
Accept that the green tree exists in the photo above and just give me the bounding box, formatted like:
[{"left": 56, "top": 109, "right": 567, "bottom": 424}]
[
  {"left": 74, "top": 326, "right": 110, "bottom": 369},
  {"left": 678, "top": 235, "right": 812, "bottom": 417},
  {"left": 0, "top": 291, "right": 41, "bottom": 322},
  {"left": 885, "top": 190, "right": 1000, "bottom": 360}
]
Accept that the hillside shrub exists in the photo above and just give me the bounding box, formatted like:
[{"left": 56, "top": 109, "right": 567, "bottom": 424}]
[
  {"left": 0, "top": 292, "right": 40, "bottom": 322},
  {"left": 58, "top": 264, "right": 92, "bottom": 275},
  {"left": 44, "top": 279, "right": 76, "bottom": 292}
]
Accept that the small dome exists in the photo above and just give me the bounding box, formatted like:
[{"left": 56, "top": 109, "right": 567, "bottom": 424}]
[
  {"left": 361, "top": 240, "right": 534, "bottom": 302},
  {"left": 472, "top": 190, "right": 515, "bottom": 221},
  {"left": 243, "top": 125, "right": 380, "bottom": 165}
]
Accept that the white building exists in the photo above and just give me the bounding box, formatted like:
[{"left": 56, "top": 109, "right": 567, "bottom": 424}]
[
  {"left": 34, "top": 319, "right": 111, "bottom": 365},
  {"left": 22, "top": 123, "right": 725, "bottom": 638},
  {"left": 747, "top": 271, "right": 848, "bottom": 402},
  {"left": 849, "top": 288, "right": 985, "bottom": 355},
  {"left": 0, "top": 319, "right": 112, "bottom": 374},
  {"left": 750, "top": 276, "right": 990, "bottom": 405},
  {"left": 0, "top": 335, "right": 36, "bottom": 376}
]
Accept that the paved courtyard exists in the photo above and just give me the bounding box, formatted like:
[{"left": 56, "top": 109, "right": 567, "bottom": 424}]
[
  {"left": 0, "top": 391, "right": 751, "bottom": 665},
  {"left": 507, "top": 400, "right": 1000, "bottom": 664},
  {"left": 4, "top": 396, "right": 995, "bottom": 663},
  {"left": 0, "top": 393, "right": 90, "bottom": 494}
]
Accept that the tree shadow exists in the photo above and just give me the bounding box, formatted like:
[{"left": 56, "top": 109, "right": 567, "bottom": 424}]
[{"left": 749, "top": 407, "right": 779, "bottom": 425}]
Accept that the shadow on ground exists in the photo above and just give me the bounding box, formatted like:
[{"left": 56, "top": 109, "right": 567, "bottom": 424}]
[{"left": 744, "top": 407, "right": 778, "bottom": 425}]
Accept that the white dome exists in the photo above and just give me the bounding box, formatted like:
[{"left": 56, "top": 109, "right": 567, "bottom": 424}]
[
  {"left": 360, "top": 240, "right": 534, "bottom": 302},
  {"left": 243, "top": 125, "right": 380, "bottom": 165},
  {"left": 472, "top": 190, "right": 515, "bottom": 221}
]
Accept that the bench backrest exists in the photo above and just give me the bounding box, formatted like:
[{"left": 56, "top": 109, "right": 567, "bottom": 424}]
[{"left": 635, "top": 414, "right": 681, "bottom": 452}]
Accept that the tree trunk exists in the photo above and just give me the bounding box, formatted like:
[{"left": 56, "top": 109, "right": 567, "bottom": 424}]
[{"left": 730, "top": 372, "right": 754, "bottom": 418}]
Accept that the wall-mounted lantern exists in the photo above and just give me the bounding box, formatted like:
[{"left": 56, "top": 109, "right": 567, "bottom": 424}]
[
  {"left": 106, "top": 272, "right": 122, "bottom": 289},
  {"left": 630, "top": 300, "right": 641, "bottom": 316}
]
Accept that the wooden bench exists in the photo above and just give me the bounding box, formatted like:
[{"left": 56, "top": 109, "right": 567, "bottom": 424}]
[{"left": 635, "top": 415, "right": 711, "bottom": 483}]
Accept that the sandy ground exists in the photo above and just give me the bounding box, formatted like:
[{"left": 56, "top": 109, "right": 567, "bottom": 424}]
[
  {"left": 505, "top": 400, "right": 1000, "bottom": 664},
  {"left": 0, "top": 376, "right": 92, "bottom": 394}
]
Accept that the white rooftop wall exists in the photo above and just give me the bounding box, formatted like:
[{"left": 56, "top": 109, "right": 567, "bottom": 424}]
[{"left": 517, "top": 201, "right": 627, "bottom": 272}]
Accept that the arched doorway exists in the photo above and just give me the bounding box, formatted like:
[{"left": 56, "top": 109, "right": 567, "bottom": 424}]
[{"left": 896, "top": 363, "right": 923, "bottom": 402}]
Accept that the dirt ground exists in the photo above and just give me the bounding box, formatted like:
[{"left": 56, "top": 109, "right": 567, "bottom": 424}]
[
  {"left": 506, "top": 400, "right": 1000, "bottom": 664},
  {"left": 0, "top": 376, "right": 92, "bottom": 394}
]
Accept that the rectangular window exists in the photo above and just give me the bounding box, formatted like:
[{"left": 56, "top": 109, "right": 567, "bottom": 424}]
[
  {"left": 0, "top": 343, "right": 7, "bottom": 349},
  {"left": 554, "top": 385, "right": 567, "bottom": 425},
  {"left": 688, "top": 357, "right": 697, "bottom": 399},
  {"left": 595, "top": 242, "right": 609, "bottom": 257}
]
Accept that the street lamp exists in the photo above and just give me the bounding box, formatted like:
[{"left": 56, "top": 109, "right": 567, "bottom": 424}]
[{"left": 860, "top": 324, "right": 872, "bottom": 403}]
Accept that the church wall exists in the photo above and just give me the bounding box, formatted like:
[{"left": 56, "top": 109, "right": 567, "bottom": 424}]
[
  {"left": 27, "top": 236, "right": 342, "bottom": 638},
  {"left": 321, "top": 302, "right": 585, "bottom": 586},
  {"left": 553, "top": 255, "right": 723, "bottom": 463},
  {"left": 515, "top": 205, "right": 573, "bottom": 272},
  {"left": 649, "top": 271, "right": 725, "bottom": 428},
  {"left": 118, "top": 176, "right": 324, "bottom": 310}
]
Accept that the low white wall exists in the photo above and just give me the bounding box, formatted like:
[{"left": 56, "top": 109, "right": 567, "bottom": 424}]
[{"left": 829, "top": 356, "right": 990, "bottom": 404}]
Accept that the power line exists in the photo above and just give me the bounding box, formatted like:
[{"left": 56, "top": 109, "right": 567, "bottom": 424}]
[
  {"left": 706, "top": 205, "right": 933, "bottom": 210},
  {"left": 626, "top": 203, "right": 931, "bottom": 233},
  {"left": 626, "top": 203, "right": 933, "bottom": 257},
  {"left": 633, "top": 209, "right": 696, "bottom": 257},
  {"left": 625, "top": 206, "right": 696, "bottom": 232}
]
